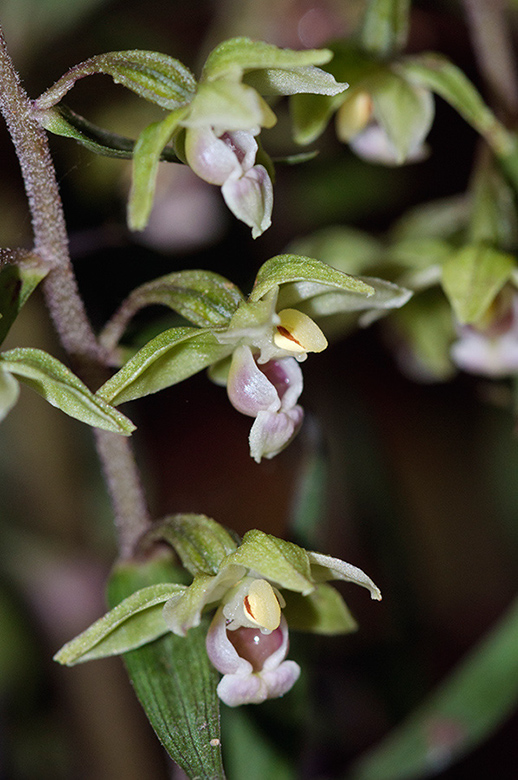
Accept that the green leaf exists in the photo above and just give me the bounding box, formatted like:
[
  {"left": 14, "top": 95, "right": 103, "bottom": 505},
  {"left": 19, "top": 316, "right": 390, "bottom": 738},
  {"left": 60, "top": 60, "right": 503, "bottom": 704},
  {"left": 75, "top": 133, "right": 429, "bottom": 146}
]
[
  {"left": 35, "top": 50, "right": 196, "bottom": 111},
  {"left": 398, "top": 54, "right": 513, "bottom": 155},
  {"left": 201, "top": 37, "right": 334, "bottom": 82},
  {"left": 100, "top": 270, "right": 244, "bottom": 350},
  {"left": 371, "top": 70, "right": 434, "bottom": 163},
  {"left": 0, "top": 253, "right": 48, "bottom": 345},
  {"left": 0, "top": 348, "right": 135, "bottom": 434},
  {"left": 35, "top": 104, "right": 182, "bottom": 161},
  {"left": 147, "top": 514, "right": 239, "bottom": 577},
  {"left": 348, "top": 596, "right": 518, "bottom": 780},
  {"left": 54, "top": 583, "right": 185, "bottom": 665},
  {"left": 245, "top": 65, "right": 348, "bottom": 97},
  {"left": 107, "top": 557, "right": 225, "bottom": 780},
  {"left": 225, "top": 530, "right": 315, "bottom": 594},
  {"left": 184, "top": 80, "right": 276, "bottom": 130},
  {"left": 360, "top": 0, "right": 411, "bottom": 58},
  {"left": 283, "top": 584, "right": 358, "bottom": 634},
  {"left": 128, "top": 105, "right": 190, "bottom": 231},
  {"left": 249, "top": 254, "right": 374, "bottom": 303},
  {"left": 441, "top": 244, "right": 515, "bottom": 324},
  {"left": 96, "top": 327, "right": 233, "bottom": 405}
]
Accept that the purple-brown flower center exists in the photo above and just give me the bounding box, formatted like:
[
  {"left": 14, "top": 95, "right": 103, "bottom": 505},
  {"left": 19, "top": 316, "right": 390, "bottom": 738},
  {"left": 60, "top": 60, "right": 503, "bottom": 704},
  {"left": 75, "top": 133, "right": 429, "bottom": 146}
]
[{"left": 227, "top": 625, "right": 284, "bottom": 671}]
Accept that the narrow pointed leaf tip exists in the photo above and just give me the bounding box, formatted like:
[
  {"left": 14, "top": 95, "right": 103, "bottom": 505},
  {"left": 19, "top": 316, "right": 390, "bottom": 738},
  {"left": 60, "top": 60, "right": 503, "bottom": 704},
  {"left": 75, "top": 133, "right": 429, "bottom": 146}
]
[
  {"left": 53, "top": 583, "right": 185, "bottom": 665},
  {"left": 0, "top": 348, "right": 135, "bottom": 435}
]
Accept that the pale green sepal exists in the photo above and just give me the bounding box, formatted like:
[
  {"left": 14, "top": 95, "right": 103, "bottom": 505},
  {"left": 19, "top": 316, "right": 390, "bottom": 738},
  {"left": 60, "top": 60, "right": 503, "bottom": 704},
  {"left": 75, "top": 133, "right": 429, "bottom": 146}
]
[
  {"left": 0, "top": 369, "right": 19, "bottom": 422},
  {"left": 371, "top": 70, "right": 434, "bottom": 163},
  {"left": 360, "top": 0, "right": 411, "bottom": 59},
  {"left": 283, "top": 583, "right": 358, "bottom": 635},
  {"left": 386, "top": 237, "right": 453, "bottom": 271},
  {"left": 245, "top": 65, "right": 348, "bottom": 97},
  {"left": 249, "top": 254, "right": 374, "bottom": 303},
  {"left": 183, "top": 81, "right": 276, "bottom": 130},
  {"left": 398, "top": 55, "right": 513, "bottom": 156},
  {"left": 100, "top": 270, "right": 244, "bottom": 350},
  {"left": 468, "top": 157, "right": 518, "bottom": 250},
  {"left": 128, "top": 105, "right": 190, "bottom": 231},
  {"left": 148, "top": 514, "right": 239, "bottom": 576},
  {"left": 96, "top": 327, "right": 233, "bottom": 405},
  {"left": 224, "top": 530, "right": 315, "bottom": 594},
  {"left": 163, "top": 565, "right": 246, "bottom": 636},
  {"left": 277, "top": 277, "right": 411, "bottom": 320},
  {"left": 307, "top": 551, "right": 382, "bottom": 600},
  {"left": 441, "top": 245, "right": 515, "bottom": 325},
  {"left": 0, "top": 348, "right": 135, "bottom": 435},
  {"left": 35, "top": 50, "right": 196, "bottom": 111},
  {"left": 390, "top": 194, "right": 470, "bottom": 242},
  {"left": 201, "top": 37, "right": 333, "bottom": 82},
  {"left": 54, "top": 583, "right": 185, "bottom": 666}
]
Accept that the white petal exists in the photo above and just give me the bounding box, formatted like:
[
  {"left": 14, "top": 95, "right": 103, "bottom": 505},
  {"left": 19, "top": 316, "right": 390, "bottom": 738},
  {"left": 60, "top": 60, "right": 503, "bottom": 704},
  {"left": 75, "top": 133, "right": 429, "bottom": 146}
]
[
  {"left": 221, "top": 165, "right": 273, "bottom": 238},
  {"left": 185, "top": 126, "right": 243, "bottom": 185},
  {"left": 249, "top": 405, "right": 304, "bottom": 463},
  {"left": 227, "top": 345, "right": 280, "bottom": 417}
]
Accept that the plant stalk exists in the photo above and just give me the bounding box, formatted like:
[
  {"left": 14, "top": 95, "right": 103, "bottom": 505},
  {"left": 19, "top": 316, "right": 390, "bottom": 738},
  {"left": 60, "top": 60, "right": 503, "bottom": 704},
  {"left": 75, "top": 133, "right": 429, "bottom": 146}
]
[{"left": 0, "top": 26, "right": 151, "bottom": 558}]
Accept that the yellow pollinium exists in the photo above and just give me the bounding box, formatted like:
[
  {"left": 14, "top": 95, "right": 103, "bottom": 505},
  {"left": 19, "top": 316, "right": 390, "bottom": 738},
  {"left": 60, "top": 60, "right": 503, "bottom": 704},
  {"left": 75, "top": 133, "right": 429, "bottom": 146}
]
[
  {"left": 244, "top": 579, "right": 281, "bottom": 632},
  {"left": 335, "top": 90, "right": 373, "bottom": 142},
  {"left": 274, "top": 309, "right": 328, "bottom": 354}
]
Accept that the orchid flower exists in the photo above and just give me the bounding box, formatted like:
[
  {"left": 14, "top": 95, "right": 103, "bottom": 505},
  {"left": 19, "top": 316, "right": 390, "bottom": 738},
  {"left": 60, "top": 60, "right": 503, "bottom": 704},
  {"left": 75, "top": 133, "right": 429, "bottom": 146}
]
[{"left": 54, "top": 520, "right": 381, "bottom": 709}]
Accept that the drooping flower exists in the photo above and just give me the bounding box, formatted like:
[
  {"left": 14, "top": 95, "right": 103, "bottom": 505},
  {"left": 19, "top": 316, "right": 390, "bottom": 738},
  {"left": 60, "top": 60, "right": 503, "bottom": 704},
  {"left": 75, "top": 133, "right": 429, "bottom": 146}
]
[
  {"left": 161, "top": 526, "right": 382, "bottom": 706},
  {"left": 451, "top": 293, "right": 518, "bottom": 377},
  {"left": 53, "top": 518, "right": 381, "bottom": 709},
  {"left": 218, "top": 304, "right": 328, "bottom": 461}
]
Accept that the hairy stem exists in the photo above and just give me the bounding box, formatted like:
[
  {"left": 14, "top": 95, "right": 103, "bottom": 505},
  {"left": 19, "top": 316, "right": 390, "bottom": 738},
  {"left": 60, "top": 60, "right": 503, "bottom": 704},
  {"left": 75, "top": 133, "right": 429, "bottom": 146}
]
[{"left": 0, "top": 26, "right": 151, "bottom": 558}]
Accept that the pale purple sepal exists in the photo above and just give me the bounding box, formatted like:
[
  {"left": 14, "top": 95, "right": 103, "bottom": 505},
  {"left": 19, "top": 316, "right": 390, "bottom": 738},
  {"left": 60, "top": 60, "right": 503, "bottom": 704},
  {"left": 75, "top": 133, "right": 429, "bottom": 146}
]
[
  {"left": 350, "top": 123, "right": 427, "bottom": 165},
  {"left": 226, "top": 345, "right": 304, "bottom": 461},
  {"left": 451, "top": 328, "right": 518, "bottom": 377},
  {"left": 222, "top": 164, "right": 273, "bottom": 238}
]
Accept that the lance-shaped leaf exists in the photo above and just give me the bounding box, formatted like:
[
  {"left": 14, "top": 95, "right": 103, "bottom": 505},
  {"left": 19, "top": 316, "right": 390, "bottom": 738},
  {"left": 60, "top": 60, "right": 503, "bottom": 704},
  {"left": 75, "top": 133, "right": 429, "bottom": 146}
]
[
  {"left": 0, "top": 253, "right": 48, "bottom": 345},
  {"left": 360, "top": 0, "right": 411, "bottom": 58},
  {"left": 283, "top": 584, "right": 358, "bottom": 635},
  {"left": 441, "top": 245, "right": 515, "bottom": 325},
  {"left": 249, "top": 254, "right": 374, "bottom": 303},
  {"left": 54, "top": 583, "right": 185, "bottom": 665},
  {"left": 97, "top": 327, "right": 233, "bottom": 405},
  {"left": 100, "top": 270, "right": 244, "bottom": 351},
  {"left": 201, "top": 37, "right": 334, "bottom": 82},
  {"left": 107, "top": 557, "right": 225, "bottom": 779},
  {"left": 397, "top": 54, "right": 513, "bottom": 156},
  {"left": 35, "top": 105, "right": 183, "bottom": 161},
  {"left": 128, "top": 105, "right": 190, "bottom": 231},
  {"left": 0, "top": 348, "right": 135, "bottom": 434},
  {"left": 35, "top": 50, "right": 196, "bottom": 111},
  {"left": 146, "top": 514, "right": 239, "bottom": 577}
]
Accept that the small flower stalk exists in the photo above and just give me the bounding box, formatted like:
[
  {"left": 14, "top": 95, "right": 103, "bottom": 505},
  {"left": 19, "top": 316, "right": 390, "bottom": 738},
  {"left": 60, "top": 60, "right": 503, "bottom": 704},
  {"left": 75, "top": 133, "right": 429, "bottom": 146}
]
[{"left": 54, "top": 516, "right": 381, "bottom": 708}]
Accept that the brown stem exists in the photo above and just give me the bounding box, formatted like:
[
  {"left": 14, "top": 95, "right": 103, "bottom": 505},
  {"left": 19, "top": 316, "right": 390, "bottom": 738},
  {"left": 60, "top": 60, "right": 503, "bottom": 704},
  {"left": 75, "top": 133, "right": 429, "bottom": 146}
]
[{"left": 0, "top": 26, "right": 151, "bottom": 558}]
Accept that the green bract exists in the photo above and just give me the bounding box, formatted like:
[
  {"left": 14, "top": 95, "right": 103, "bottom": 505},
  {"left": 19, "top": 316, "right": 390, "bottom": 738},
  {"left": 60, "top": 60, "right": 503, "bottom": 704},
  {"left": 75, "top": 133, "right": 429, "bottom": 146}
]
[
  {"left": 96, "top": 255, "right": 383, "bottom": 406},
  {"left": 0, "top": 348, "right": 135, "bottom": 434},
  {"left": 53, "top": 516, "right": 381, "bottom": 666},
  {"left": 33, "top": 37, "right": 349, "bottom": 236}
]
